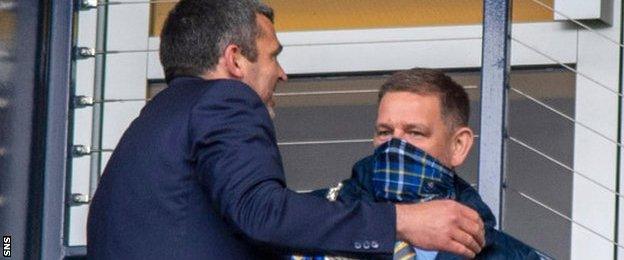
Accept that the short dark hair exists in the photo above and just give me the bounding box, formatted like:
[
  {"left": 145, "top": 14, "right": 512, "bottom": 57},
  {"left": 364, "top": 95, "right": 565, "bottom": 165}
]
[
  {"left": 159, "top": 0, "right": 274, "bottom": 82},
  {"left": 378, "top": 68, "right": 470, "bottom": 129}
]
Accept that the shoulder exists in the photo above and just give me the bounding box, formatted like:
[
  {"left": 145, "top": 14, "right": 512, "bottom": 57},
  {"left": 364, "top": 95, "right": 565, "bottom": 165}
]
[
  {"left": 167, "top": 77, "right": 264, "bottom": 105},
  {"left": 195, "top": 79, "right": 263, "bottom": 105},
  {"left": 188, "top": 78, "right": 271, "bottom": 126},
  {"left": 186, "top": 78, "right": 276, "bottom": 157}
]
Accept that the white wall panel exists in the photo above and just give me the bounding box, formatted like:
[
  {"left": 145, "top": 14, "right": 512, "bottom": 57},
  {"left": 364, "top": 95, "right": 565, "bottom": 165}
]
[
  {"left": 68, "top": 205, "right": 90, "bottom": 246},
  {"left": 572, "top": 0, "right": 621, "bottom": 258},
  {"left": 106, "top": 3, "right": 150, "bottom": 51},
  {"left": 101, "top": 152, "right": 113, "bottom": 174},
  {"left": 102, "top": 102, "right": 144, "bottom": 150},
  {"left": 68, "top": 157, "right": 90, "bottom": 246},
  {"left": 148, "top": 22, "right": 576, "bottom": 78},
  {"left": 554, "top": 0, "right": 611, "bottom": 23},
  {"left": 104, "top": 53, "right": 148, "bottom": 100}
]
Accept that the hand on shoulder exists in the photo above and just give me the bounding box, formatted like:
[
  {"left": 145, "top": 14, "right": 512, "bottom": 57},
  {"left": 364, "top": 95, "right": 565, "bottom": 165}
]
[{"left": 395, "top": 199, "right": 485, "bottom": 258}]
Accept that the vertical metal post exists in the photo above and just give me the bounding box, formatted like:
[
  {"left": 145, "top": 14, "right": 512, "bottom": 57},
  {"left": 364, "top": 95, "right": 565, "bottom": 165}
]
[
  {"left": 41, "top": 0, "right": 73, "bottom": 259},
  {"left": 478, "top": 0, "right": 512, "bottom": 229},
  {"left": 615, "top": 2, "right": 624, "bottom": 257},
  {"left": 89, "top": 0, "right": 108, "bottom": 199}
]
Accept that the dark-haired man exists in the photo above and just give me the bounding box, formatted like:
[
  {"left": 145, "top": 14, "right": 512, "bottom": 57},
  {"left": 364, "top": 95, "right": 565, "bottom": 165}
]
[
  {"left": 87, "top": 1, "right": 484, "bottom": 259},
  {"left": 298, "top": 68, "right": 547, "bottom": 259}
]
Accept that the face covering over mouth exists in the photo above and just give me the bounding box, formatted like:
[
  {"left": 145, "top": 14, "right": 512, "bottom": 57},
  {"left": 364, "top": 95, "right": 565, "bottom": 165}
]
[{"left": 372, "top": 138, "right": 456, "bottom": 203}]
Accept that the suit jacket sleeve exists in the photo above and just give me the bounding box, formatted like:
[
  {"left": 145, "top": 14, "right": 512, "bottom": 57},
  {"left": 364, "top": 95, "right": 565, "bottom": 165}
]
[{"left": 188, "top": 80, "right": 396, "bottom": 255}]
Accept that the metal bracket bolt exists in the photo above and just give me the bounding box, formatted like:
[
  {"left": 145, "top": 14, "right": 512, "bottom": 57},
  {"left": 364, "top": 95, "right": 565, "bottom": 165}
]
[
  {"left": 74, "top": 95, "right": 94, "bottom": 108},
  {"left": 71, "top": 193, "right": 90, "bottom": 205},
  {"left": 74, "top": 47, "right": 96, "bottom": 59},
  {"left": 72, "top": 145, "right": 92, "bottom": 157},
  {"left": 78, "top": 0, "right": 98, "bottom": 10}
]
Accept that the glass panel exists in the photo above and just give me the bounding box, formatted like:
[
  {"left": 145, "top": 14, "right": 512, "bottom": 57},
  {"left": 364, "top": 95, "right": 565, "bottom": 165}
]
[{"left": 505, "top": 67, "right": 576, "bottom": 260}]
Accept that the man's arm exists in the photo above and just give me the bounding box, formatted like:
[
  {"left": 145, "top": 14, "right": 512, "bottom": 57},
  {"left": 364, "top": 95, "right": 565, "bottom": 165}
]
[
  {"left": 190, "top": 81, "right": 395, "bottom": 255},
  {"left": 190, "top": 80, "right": 484, "bottom": 257}
]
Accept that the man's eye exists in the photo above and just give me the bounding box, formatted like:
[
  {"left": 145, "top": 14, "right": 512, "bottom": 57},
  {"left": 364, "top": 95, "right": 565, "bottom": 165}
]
[
  {"left": 408, "top": 131, "right": 423, "bottom": 136},
  {"left": 376, "top": 130, "right": 391, "bottom": 136}
]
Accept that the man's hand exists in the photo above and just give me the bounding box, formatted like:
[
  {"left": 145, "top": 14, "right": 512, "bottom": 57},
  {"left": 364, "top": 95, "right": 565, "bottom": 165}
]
[{"left": 395, "top": 200, "right": 485, "bottom": 258}]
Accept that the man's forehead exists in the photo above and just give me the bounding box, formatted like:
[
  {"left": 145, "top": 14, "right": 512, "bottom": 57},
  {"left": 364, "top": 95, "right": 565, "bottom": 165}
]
[
  {"left": 256, "top": 14, "right": 276, "bottom": 36},
  {"left": 256, "top": 14, "right": 281, "bottom": 47},
  {"left": 376, "top": 91, "right": 446, "bottom": 128},
  {"left": 378, "top": 91, "right": 442, "bottom": 113},
  {"left": 381, "top": 90, "right": 441, "bottom": 102}
]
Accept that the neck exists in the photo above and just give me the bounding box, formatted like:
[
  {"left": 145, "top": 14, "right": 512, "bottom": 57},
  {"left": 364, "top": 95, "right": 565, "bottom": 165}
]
[{"left": 199, "top": 68, "right": 232, "bottom": 81}]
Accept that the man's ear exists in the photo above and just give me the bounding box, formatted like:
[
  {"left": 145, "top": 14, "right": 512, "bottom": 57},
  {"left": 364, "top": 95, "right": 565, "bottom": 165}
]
[
  {"left": 223, "top": 44, "right": 245, "bottom": 78},
  {"left": 449, "top": 126, "right": 474, "bottom": 168}
]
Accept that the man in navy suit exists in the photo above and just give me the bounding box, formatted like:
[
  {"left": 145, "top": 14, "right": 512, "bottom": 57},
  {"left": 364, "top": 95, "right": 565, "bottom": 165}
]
[{"left": 87, "top": 0, "right": 485, "bottom": 259}]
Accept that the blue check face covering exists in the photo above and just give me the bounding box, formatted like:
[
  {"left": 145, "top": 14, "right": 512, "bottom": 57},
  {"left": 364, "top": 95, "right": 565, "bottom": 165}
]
[{"left": 372, "top": 138, "right": 456, "bottom": 203}]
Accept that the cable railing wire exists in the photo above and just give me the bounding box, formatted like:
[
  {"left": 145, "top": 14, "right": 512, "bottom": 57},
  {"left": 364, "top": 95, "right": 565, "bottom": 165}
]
[
  {"left": 283, "top": 37, "right": 482, "bottom": 48},
  {"left": 511, "top": 36, "right": 623, "bottom": 98},
  {"left": 77, "top": 137, "right": 482, "bottom": 148},
  {"left": 89, "top": 49, "right": 159, "bottom": 55},
  {"left": 510, "top": 87, "right": 622, "bottom": 148},
  {"left": 94, "top": 98, "right": 150, "bottom": 103},
  {"left": 278, "top": 139, "right": 372, "bottom": 146},
  {"left": 276, "top": 85, "right": 477, "bottom": 97},
  {"left": 275, "top": 90, "right": 378, "bottom": 96},
  {"left": 508, "top": 135, "right": 624, "bottom": 200},
  {"left": 84, "top": 37, "right": 483, "bottom": 56},
  {"left": 78, "top": 85, "right": 478, "bottom": 105},
  {"left": 506, "top": 185, "right": 624, "bottom": 250},
  {"left": 94, "top": 0, "right": 179, "bottom": 6},
  {"left": 75, "top": 89, "right": 393, "bottom": 105},
  {"left": 528, "top": 0, "right": 624, "bottom": 49},
  {"left": 277, "top": 136, "right": 480, "bottom": 147}
]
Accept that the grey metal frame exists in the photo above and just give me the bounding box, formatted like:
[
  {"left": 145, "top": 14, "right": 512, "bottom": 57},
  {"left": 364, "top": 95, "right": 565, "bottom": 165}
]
[
  {"left": 478, "top": 0, "right": 512, "bottom": 229},
  {"left": 41, "top": 0, "right": 74, "bottom": 259},
  {"left": 88, "top": 0, "right": 109, "bottom": 200}
]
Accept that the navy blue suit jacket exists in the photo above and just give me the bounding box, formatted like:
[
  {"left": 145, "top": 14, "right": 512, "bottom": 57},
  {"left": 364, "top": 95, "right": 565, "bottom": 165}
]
[{"left": 87, "top": 77, "right": 396, "bottom": 259}]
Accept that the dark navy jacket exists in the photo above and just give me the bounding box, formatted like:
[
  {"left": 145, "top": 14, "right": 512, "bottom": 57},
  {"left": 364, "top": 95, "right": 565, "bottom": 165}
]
[
  {"left": 310, "top": 156, "right": 550, "bottom": 260},
  {"left": 87, "top": 77, "right": 397, "bottom": 259}
]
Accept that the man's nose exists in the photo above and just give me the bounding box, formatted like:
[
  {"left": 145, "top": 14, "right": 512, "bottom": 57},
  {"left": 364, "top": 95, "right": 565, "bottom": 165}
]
[
  {"left": 278, "top": 65, "right": 288, "bottom": 81},
  {"left": 392, "top": 131, "right": 405, "bottom": 140}
]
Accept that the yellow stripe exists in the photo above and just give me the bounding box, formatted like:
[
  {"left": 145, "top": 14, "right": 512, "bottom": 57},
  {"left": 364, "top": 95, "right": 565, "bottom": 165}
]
[
  {"left": 399, "top": 252, "right": 416, "bottom": 260},
  {"left": 149, "top": 1, "right": 554, "bottom": 36},
  {"left": 394, "top": 241, "right": 409, "bottom": 254},
  {"left": 373, "top": 169, "right": 442, "bottom": 179},
  {"left": 266, "top": 0, "right": 553, "bottom": 31}
]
